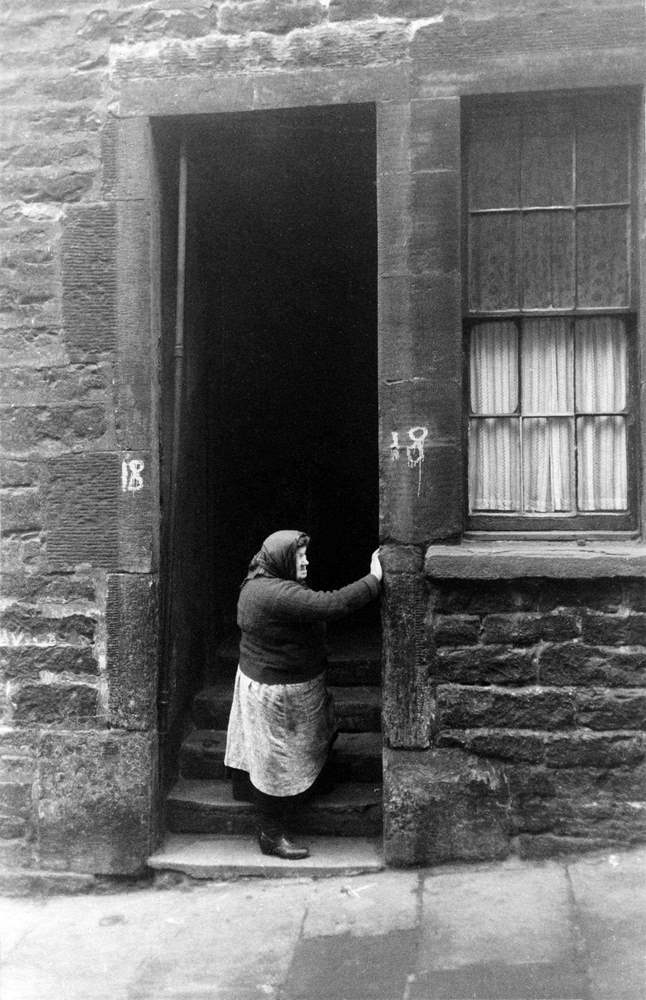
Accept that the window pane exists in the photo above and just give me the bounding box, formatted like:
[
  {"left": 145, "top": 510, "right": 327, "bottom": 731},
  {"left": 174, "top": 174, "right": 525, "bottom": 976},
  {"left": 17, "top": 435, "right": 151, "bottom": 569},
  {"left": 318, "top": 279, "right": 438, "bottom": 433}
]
[
  {"left": 469, "top": 110, "right": 520, "bottom": 210},
  {"left": 522, "top": 211, "right": 575, "bottom": 309},
  {"left": 469, "top": 214, "right": 520, "bottom": 311},
  {"left": 522, "top": 318, "right": 573, "bottom": 413},
  {"left": 576, "top": 207, "right": 629, "bottom": 307},
  {"left": 522, "top": 105, "right": 573, "bottom": 206},
  {"left": 576, "top": 97, "right": 630, "bottom": 204},
  {"left": 575, "top": 317, "right": 627, "bottom": 411},
  {"left": 469, "top": 418, "right": 520, "bottom": 511},
  {"left": 470, "top": 322, "right": 518, "bottom": 413},
  {"left": 577, "top": 416, "right": 627, "bottom": 510},
  {"left": 523, "top": 418, "right": 574, "bottom": 512}
]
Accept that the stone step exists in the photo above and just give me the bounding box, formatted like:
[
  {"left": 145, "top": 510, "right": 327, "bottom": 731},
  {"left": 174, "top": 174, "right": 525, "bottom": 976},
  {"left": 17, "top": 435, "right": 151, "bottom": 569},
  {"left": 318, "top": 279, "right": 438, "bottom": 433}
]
[
  {"left": 180, "top": 729, "right": 383, "bottom": 782},
  {"left": 193, "top": 685, "right": 382, "bottom": 733},
  {"left": 148, "top": 833, "right": 384, "bottom": 880},
  {"left": 166, "top": 778, "right": 383, "bottom": 837},
  {"left": 208, "top": 629, "right": 381, "bottom": 687}
]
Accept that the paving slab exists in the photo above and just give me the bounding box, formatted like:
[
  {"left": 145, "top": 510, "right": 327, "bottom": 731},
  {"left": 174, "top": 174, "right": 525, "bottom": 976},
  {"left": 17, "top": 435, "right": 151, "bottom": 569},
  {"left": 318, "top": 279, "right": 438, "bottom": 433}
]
[
  {"left": 415, "top": 858, "right": 587, "bottom": 1000},
  {"left": 282, "top": 928, "right": 418, "bottom": 1000},
  {"left": 0, "top": 879, "right": 311, "bottom": 1000},
  {"left": 148, "top": 833, "right": 385, "bottom": 879},
  {"left": 302, "top": 870, "right": 420, "bottom": 938},
  {"left": 568, "top": 847, "right": 646, "bottom": 1000}
]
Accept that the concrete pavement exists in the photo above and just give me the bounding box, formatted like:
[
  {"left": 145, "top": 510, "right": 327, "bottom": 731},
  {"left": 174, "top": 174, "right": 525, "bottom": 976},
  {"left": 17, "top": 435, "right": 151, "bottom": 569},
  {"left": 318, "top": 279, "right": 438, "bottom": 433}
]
[{"left": 0, "top": 846, "right": 645, "bottom": 1000}]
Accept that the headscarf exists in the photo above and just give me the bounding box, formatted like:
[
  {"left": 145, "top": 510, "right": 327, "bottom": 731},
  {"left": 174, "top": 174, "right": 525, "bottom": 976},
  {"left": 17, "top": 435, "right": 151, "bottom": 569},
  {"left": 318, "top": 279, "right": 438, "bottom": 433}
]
[{"left": 241, "top": 529, "right": 310, "bottom": 588}]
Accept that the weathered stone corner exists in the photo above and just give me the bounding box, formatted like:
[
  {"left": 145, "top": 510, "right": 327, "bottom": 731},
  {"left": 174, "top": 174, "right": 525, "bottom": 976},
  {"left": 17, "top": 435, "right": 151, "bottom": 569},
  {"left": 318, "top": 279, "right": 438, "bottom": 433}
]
[{"left": 383, "top": 747, "right": 511, "bottom": 866}]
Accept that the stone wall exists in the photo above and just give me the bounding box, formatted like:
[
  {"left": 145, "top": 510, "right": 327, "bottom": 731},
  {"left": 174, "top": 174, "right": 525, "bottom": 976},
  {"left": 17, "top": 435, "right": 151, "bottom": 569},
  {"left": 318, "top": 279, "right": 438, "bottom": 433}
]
[
  {"left": 1, "top": 0, "right": 645, "bottom": 878},
  {"left": 383, "top": 553, "right": 646, "bottom": 864}
]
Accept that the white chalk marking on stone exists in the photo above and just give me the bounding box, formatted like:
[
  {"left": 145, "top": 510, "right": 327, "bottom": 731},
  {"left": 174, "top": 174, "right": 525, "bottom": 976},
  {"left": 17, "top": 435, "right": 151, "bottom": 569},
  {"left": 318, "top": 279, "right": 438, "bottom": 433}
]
[
  {"left": 406, "top": 426, "right": 428, "bottom": 497},
  {"left": 121, "top": 459, "right": 145, "bottom": 492}
]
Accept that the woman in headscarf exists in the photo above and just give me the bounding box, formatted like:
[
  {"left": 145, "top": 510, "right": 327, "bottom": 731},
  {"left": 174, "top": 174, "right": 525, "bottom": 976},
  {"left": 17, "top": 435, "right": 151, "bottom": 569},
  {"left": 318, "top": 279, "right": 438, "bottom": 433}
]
[{"left": 224, "top": 529, "right": 382, "bottom": 859}]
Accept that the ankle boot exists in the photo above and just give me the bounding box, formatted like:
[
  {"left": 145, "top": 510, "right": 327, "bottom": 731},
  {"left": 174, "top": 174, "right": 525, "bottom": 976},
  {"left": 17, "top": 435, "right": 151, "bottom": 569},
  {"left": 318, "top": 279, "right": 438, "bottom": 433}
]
[{"left": 258, "top": 828, "right": 310, "bottom": 860}]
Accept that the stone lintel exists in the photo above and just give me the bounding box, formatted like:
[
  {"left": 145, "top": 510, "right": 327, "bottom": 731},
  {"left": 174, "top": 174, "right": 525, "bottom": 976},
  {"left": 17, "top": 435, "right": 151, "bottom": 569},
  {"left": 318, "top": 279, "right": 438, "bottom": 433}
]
[{"left": 117, "top": 66, "right": 410, "bottom": 118}]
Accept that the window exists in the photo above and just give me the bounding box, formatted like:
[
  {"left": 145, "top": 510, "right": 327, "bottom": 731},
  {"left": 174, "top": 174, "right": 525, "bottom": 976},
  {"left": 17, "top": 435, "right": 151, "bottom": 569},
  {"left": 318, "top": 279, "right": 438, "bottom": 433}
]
[{"left": 464, "top": 91, "right": 638, "bottom": 531}]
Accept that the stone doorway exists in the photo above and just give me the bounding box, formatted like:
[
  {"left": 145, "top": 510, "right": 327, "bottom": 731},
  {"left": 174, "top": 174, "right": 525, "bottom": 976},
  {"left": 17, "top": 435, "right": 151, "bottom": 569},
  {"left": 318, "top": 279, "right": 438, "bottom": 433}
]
[{"left": 154, "top": 104, "right": 380, "bottom": 799}]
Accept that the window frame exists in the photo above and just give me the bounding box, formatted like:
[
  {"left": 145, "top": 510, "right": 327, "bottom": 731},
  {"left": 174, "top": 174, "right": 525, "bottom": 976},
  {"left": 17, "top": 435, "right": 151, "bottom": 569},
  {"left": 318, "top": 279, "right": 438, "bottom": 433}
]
[{"left": 462, "top": 88, "right": 641, "bottom": 534}]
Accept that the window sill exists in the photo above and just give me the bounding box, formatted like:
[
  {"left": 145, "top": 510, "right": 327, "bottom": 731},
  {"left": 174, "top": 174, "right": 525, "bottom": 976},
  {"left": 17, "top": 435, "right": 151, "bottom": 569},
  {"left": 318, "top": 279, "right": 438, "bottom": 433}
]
[{"left": 424, "top": 539, "right": 646, "bottom": 579}]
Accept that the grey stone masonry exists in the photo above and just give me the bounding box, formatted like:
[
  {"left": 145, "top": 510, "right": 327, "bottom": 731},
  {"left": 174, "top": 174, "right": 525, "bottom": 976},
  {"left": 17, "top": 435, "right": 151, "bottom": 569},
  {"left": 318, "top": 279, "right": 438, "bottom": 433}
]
[
  {"left": 1, "top": 0, "right": 645, "bottom": 879},
  {"left": 391, "top": 575, "right": 646, "bottom": 861}
]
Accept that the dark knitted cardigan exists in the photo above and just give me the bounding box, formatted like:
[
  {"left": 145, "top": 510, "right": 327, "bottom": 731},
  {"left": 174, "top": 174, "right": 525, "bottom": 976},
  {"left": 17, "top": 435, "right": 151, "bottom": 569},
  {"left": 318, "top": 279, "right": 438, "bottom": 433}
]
[{"left": 237, "top": 574, "right": 380, "bottom": 685}]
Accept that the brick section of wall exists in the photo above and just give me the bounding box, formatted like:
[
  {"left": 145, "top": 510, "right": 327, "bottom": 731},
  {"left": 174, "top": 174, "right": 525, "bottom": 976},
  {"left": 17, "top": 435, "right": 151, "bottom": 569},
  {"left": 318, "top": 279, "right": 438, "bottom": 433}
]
[{"left": 428, "top": 578, "right": 646, "bottom": 857}]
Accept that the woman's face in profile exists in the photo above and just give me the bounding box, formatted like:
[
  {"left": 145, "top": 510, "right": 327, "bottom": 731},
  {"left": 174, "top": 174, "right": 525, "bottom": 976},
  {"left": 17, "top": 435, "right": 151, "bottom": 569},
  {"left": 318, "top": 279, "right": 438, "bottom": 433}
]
[{"left": 295, "top": 545, "right": 309, "bottom": 581}]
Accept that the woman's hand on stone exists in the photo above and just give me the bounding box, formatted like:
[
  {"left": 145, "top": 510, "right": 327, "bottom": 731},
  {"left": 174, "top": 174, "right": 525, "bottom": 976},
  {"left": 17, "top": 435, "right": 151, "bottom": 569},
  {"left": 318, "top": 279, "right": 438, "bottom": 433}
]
[{"left": 370, "top": 548, "right": 383, "bottom": 582}]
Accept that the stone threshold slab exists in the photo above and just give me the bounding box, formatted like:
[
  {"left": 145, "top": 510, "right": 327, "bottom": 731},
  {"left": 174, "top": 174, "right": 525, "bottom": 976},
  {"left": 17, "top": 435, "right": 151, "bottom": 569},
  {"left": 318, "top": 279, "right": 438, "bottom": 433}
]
[{"left": 148, "top": 834, "right": 385, "bottom": 879}]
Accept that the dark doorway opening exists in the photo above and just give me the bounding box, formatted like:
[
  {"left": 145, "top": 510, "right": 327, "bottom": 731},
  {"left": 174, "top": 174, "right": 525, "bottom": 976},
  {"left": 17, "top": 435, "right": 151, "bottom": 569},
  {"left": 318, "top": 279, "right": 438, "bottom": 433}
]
[{"left": 155, "top": 104, "right": 378, "bottom": 764}]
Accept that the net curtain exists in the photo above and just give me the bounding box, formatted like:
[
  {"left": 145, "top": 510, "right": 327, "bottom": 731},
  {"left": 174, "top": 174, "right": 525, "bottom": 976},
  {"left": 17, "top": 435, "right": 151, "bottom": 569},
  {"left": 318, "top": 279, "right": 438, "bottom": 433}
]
[{"left": 469, "top": 317, "right": 627, "bottom": 513}]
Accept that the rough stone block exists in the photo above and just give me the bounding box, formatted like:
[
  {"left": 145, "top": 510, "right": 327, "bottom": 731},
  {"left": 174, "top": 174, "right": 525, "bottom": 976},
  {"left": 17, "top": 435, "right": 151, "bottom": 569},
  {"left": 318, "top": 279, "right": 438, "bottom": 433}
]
[
  {"left": 101, "top": 117, "right": 151, "bottom": 200},
  {"left": 384, "top": 747, "right": 510, "bottom": 865},
  {"left": 0, "top": 489, "right": 41, "bottom": 533},
  {"left": 412, "top": 7, "right": 646, "bottom": 89},
  {"left": 431, "top": 580, "right": 537, "bottom": 616},
  {"left": 622, "top": 580, "right": 646, "bottom": 612},
  {"left": 0, "top": 404, "right": 107, "bottom": 455},
  {"left": 0, "top": 606, "right": 95, "bottom": 644},
  {"left": 535, "top": 580, "right": 626, "bottom": 613},
  {"left": 539, "top": 643, "right": 646, "bottom": 688},
  {"left": 0, "top": 572, "right": 95, "bottom": 606},
  {"left": 62, "top": 204, "right": 117, "bottom": 359},
  {"left": 411, "top": 97, "right": 460, "bottom": 172},
  {"left": 433, "top": 646, "right": 536, "bottom": 686},
  {"left": 382, "top": 571, "right": 432, "bottom": 748},
  {"left": 0, "top": 327, "right": 67, "bottom": 371},
  {"left": 282, "top": 22, "right": 410, "bottom": 68},
  {"left": 438, "top": 728, "right": 545, "bottom": 765},
  {"left": 380, "top": 405, "right": 463, "bottom": 543},
  {"left": 115, "top": 201, "right": 153, "bottom": 448},
  {"left": 379, "top": 271, "right": 461, "bottom": 383},
  {"left": 0, "top": 816, "right": 28, "bottom": 839},
  {"left": 576, "top": 690, "right": 646, "bottom": 731},
  {"left": 0, "top": 646, "right": 98, "bottom": 681},
  {"left": 0, "top": 363, "right": 107, "bottom": 407},
  {"left": 0, "top": 461, "right": 39, "bottom": 488},
  {"left": 0, "top": 780, "right": 31, "bottom": 817},
  {"left": 376, "top": 100, "right": 410, "bottom": 176},
  {"left": 4, "top": 170, "right": 94, "bottom": 205},
  {"left": 544, "top": 733, "right": 645, "bottom": 769},
  {"left": 13, "top": 683, "right": 99, "bottom": 725},
  {"left": 0, "top": 535, "right": 44, "bottom": 574},
  {"left": 106, "top": 573, "right": 158, "bottom": 729},
  {"left": 582, "top": 612, "right": 646, "bottom": 646},
  {"left": 482, "top": 612, "right": 579, "bottom": 646},
  {"left": 330, "top": 0, "right": 443, "bottom": 18},
  {"left": 381, "top": 377, "right": 461, "bottom": 447},
  {"left": 219, "top": 0, "right": 325, "bottom": 35},
  {"left": 380, "top": 543, "right": 424, "bottom": 575},
  {"left": 377, "top": 168, "right": 409, "bottom": 277},
  {"left": 438, "top": 685, "right": 576, "bottom": 731},
  {"left": 409, "top": 170, "right": 459, "bottom": 274},
  {"left": 0, "top": 730, "right": 37, "bottom": 782},
  {"left": 44, "top": 452, "right": 153, "bottom": 572},
  {"left": 432, "top": 614, "right": 481, "bottom": 647},
  {"left": 37, "top": 730, "right": 157, "bottom": 874}
]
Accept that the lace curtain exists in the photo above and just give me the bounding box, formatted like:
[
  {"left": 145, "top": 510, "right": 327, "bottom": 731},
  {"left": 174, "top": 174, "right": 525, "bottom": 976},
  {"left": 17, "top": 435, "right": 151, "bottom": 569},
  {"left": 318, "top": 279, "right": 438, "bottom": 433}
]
[{"left": 469, "top": 317, "right": 627, "bottom": 513}]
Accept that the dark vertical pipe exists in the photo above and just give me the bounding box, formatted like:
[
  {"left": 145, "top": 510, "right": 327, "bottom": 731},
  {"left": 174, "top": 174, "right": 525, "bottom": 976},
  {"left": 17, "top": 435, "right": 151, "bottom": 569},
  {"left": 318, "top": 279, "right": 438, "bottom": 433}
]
[{"left": 159, "top": 137, "right": 188, "bottom": 763}]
